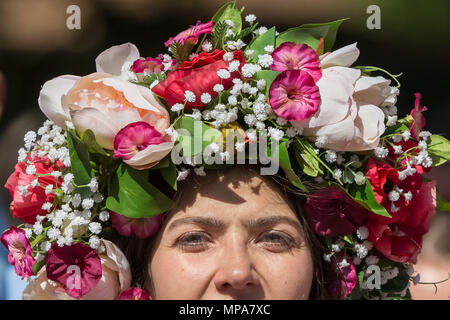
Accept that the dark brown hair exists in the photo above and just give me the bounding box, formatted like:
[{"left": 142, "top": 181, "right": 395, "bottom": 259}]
[{"left": 114, "top": 165, "right": 340, "bottom": 299}]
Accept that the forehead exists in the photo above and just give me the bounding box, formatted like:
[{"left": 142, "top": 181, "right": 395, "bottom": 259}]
[{"left": 169, "top": 167, "right": 296, "bottom": 221}]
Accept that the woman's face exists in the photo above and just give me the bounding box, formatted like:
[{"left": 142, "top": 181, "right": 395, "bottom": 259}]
[{"left": 148, "top": 167, "right": 314, "bottom": 299}]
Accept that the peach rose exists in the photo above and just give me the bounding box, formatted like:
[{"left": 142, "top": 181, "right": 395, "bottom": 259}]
[{"left": 38, "top": 43, "right": 175, "bottom": 169}]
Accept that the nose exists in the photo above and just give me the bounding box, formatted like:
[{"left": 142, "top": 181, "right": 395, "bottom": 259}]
[{"left": 213, "top": 237, "right": 260, "bottom": 293}]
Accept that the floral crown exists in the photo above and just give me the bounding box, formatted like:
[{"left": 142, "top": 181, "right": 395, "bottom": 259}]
[{"left": 2, "top": 1, "right": 449, "bottom": 300}]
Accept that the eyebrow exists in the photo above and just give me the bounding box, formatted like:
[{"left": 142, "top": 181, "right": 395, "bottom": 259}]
[{"left": 167, "top": 215, "right": 303, "bottom": 234}]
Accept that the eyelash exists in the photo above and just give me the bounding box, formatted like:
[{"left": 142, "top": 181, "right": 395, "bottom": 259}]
[{"left": 174, "top": 231, "right": 297, "bottom": 252}]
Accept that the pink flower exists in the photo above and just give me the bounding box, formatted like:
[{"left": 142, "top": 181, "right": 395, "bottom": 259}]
[
  {"left": 268, "top": 70, "right": 320, "bottom": 121},
  {"left": 45, "top": 242, "right": 102, "bottom": 299},
  {"left": 410, "top": 93, "right": 428, "bottom": 140},
  {"left": 271, "top": 42, "right": 322, "bottom": 82},
  {"left": 165, "top": 20, "right": 214, "bottom": 47},
  {"left": 1, "top": 226, "right": 35, "bottom": 279},
  {"left": 131, "top": 57, "right": 164, "bottom": 74},
  {"left": 117, "top": 287, "right": 150, "bottom": 300},
  {"left": 111, "top": 211, "right": 163, "bottom": 239},
  {"left": 304, "top": 187, "right": 369, "bottom": 237},
  {"left": 113, "top": 122, "right": 173, "bottom": 170},
  {"left": 325, "top": 252, "right": 356, "bottom": 298}
]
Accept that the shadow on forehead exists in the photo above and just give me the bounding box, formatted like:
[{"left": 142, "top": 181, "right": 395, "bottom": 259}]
[{"left": 174, "top": 165, "right": 282, "bottom": 213}]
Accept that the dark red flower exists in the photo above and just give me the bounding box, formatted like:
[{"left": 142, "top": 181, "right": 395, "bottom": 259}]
[
  {"left": 152, "top": 50, "right": 246, "bottom": 110},
  {"left": 367, "top": 181, "right": 436, "bottom": 263},
  {"left": 324, "top": 252, "right": 356, "bottom": 298},
  {"left": 45, "top": 242, "right": 102, "bottom": 299},
  {"left": 304, "top": 187, "right": 369, "bottom": 237},
  {"left": 5, "top": 156, "right": 63, "bottom": 224}
]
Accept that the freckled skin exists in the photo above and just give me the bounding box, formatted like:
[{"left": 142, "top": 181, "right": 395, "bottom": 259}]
[{"left": 147, "top": 167, "right": 314, "bottom": 300}]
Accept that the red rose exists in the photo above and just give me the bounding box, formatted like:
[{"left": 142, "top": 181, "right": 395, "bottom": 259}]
[
  {"left": 367, "top": 181, "right": 436, "bottom": 263},
  {"left": 5, "top": 156, "right": 63, "bottom": 224},
  {"left": 152, "top": 50, "right": 246, "bottom": 109},
  {"left": 304, "top": 187, "right": 369, "bottom": 237}
]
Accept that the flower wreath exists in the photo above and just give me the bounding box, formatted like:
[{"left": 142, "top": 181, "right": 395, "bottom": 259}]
[{"left": 2, "top": 1, "right": 450, "bottom": 300}]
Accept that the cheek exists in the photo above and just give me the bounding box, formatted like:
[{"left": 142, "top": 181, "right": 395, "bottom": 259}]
[
  {"left": 149, "top": 249, "right": 216, "bottom": 299},
  {"left": 254, "top": 247, "right": 314, "bottom": 300}
]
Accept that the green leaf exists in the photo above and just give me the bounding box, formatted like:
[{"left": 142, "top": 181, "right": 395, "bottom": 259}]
[
  {"left": 358, "top": 270, "right": 365, "bottom": 288},
  {"left": 428, "top": 135, "right": 450, "bottom": 167},
  {"left": 292, "top": 140, "right": 322, "bottom": 177},
  {"left": 106, "top": 163, "right": 173, "bottom": 218},
  {"left": 32, "top": 259, "right": 45, "bottom": 275},
  {"left": 437, "top": 190, "right": 450, "bottom": 212},
  {"left": 272, "top": 140, "right": 307, "bottom": 192},
  {"left": 80, "top": 129, "right": 109, "bottom": 156},
  {"left": 247, "top": 27, "right": 276, "bottom": 60},
  {"left": 347, "top": 179, "right": 391, "bottom": 218},
  {"left": 276, "top": 19, "right": 347, "bottom": 53},
  {"left": 296, "top": 19, "right": 348, "bottom": 52},
  {"left": 276, "top": 28, "right": 319, "bottom": 50},
  {"left": 253, "top": 70, "right": 280, "bottom": 96},
  {"left": 67, "top": 130, "right": 94, "bottom": 197},
  {"left": 211, "top": 1, "right": 242, "bottom": 35},
  {"left": 161, "top": 160, "right": 178, "bottom": 191},
  {"left": 173, "top": 116, "right": 222, "bottom": 157}
]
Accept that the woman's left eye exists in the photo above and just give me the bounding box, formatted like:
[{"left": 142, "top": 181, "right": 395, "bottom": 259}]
[{"left": 257, "top": 231, "right": 297, "bottom": 251}]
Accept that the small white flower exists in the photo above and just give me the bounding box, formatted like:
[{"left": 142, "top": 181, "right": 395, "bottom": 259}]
[
  {"left": 323, "top": 254, "right": 332, "bottom": 262},
  {"left": 402, "top": 130, "right": 411, "bottom": 141},
  {"left": 200, "top": 93, "right": 212, "bottom": 104},
  {"left": 40, "top": 241, "right": 51, "bottom": 252},
  {"left": 264, "top": 45, "right": 274, "bottom": 53},
  {"left": 245, "top": 14, "right": 257, "bottom": 24},
  {"left": 392, "top": 134, "right": 402, "bottom": 143},
  {"left": 245, "top": 49, "right": 254, "bottom": 59},
  {"left": 217, "top": 69, "right": 231, "bottom": 79},
  {"left": 257, "top": 54, "right": 274, "bottom": 68},
  {"left": 355, "top": 243, "right": 369, "bottom": 259},
  {"left": 339, "top": 259, "right": 350, "bottom": 268},
  {"left": 225, "top": 29, "right": 235, "bottom": 38},
  {"left": 47, "top": 227, "right": 61, "bottom": 241},
  {"left": 268, "top": 128, "right": 284, "bottom": 141},
  {"left": 228, "top": 60, "right": 241, "bottom": 72},
  {"left": 89, "top": 222, "right": 102, "bottom": 235},
  {"left": 88, "top": 177, "right": 98, "bottom": 193},
  {"left": 256, "top": 79, "right": 266, "bottom": 90},
  {"left": 419, "top": 131, "right": 431, "bottom": 140},
  {"left": 24, "top": 228, "right": 32, "bottom": 239},
  {"left": 41, "top": 202, "right": 53, "bottom": 212},
  {"left": 404, "top": 191, "right": 413, "bottom": 202},
  {"left": 286, "top": 127, "right": 297, "bottom": 138},
  {"left": 99, "top": 211, "right": 110, "bottom": 222},
  {"left": 254, "top": 26, "right": 268, "bottom": 36},
  {"left": 246, "top": 129, "right": 257, "bottom": 143},
  {"left": 356, "top": 226, "right": 369, "bottom": 240},
  {"left": 171, "top": 103, "right": 184, "bottom": 113},
  {"left": 412, "top": 274, "right": 421, "bottom": 285},
  {"left": 213, "top": 84, "right": 224, "bottom": 93},
  {"left": 82, "top": 198, "right": 94, "bottom": 210},
  {"left": 374, "top": 146, "right": 389, "bottom": 158},
  {"left": 184, "top": 90, "right": 196, "bottom": 102},
  {"left": 235, "top": 142, "right": 246, "bottom": 152},
  {"left": 26, "top": 165, "right": 36, "bottom": 175},
  {"left": 202, "top": 40, "right": 212, "bottom": 52},
  {"left": 388, "top": 190, "right": 400, "bottom": 202},
  {"left": 333, "top": 169, "right": 343, "bottom": 180},
  {"left": 89, "top": 236, "right": 101, "bottom": 250},
  {"left": 418, "top": 140, "right": 427, "bottom": 151},
  {"left": 386, "top": 115, "right": 398, "bottom": 126},
  {"left": 255, "top": 121, "right": 266, "bottom": 130},
  {"left": 30, "top": 178, "right": 40, "bottom": 188},
  {"left": 241, "top": 63, "right": 261, "bottom": 78},
  {"left": 228, "top": 95, "right": 238, "bottom": 106},
  {"left": 93, "top": 193, "right": 104, "bottom": 203},
  {"left": 64, "top": 173, "right": 74, "bottom": 183},
  {"left": 325, "top": 150, "right": 337, "bottom": 163},
  {"left": 315, "top": 136, "right": 327, "bottom": 148},
  {"left": 393, "top": 145, "right": 403, "bottom": 154},
  {"left": 18, "top": 185, "right": 29, "bottom": 196}
]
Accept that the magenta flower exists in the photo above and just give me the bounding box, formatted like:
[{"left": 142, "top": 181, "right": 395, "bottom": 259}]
[
  {"left": 117, "top": 287, "right": 150, "bottom": 300},
  {"left": 268, "top": 70, "right": 320, "bottom": 121},
  {"left": 325, "top": 252, "right": 357, "bottom": 298},
  {"left": 1, "top": 226, "right": 35, "bottom": 279},
  {"left": 271, "top": 42, "right": 322, "bottom": 82},
  {"left": 131, "top": 57, "right": 164, "bottom": 74},
  {"left": 410, "top": 92, "right": 428, "bottom": 140},
  {"left": 45, "top": 242, "right": 102, "bottom": 299},
  {"left": 113, "top": 121, "right": 166, "bottom": 161},
  {"left": 165, "top": 20, "right": 214, "bottom": 47},
  {"left": 111, "top": 211, "right": 163, "bottom": 239},
  {"left": 304, "top": 187, "right": 369, "bottom": 237}
]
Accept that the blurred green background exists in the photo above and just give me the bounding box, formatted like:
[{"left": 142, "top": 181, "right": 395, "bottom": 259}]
[{"left": 0, "top": 0, "right": 449, "bottom": 299}]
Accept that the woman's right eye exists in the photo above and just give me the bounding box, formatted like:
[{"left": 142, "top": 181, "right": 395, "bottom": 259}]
[{"left": 174, "top": 232, "right": 211, "bottom": 252}]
